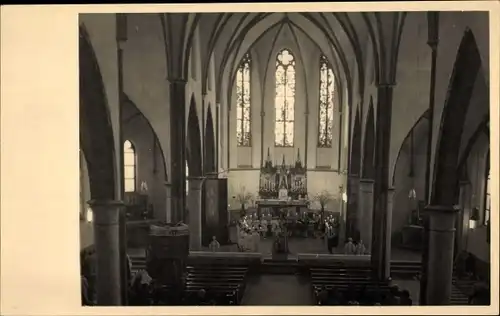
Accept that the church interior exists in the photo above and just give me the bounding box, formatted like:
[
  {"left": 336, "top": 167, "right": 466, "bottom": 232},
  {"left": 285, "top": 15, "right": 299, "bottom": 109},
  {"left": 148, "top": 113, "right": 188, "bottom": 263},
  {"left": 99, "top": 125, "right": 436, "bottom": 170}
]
[{"left": 79, "top": 11, "right": 492, "bottom": 307}]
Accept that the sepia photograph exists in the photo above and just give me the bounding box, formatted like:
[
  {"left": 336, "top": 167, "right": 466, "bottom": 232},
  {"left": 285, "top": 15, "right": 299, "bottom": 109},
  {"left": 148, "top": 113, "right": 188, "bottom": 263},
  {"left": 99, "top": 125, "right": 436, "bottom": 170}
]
[
  {"left": 78, "top": 9, "right": 492, "bottom": 307},
  {"left": 1, "top": 2, "right": 497, "bottom": 315}
]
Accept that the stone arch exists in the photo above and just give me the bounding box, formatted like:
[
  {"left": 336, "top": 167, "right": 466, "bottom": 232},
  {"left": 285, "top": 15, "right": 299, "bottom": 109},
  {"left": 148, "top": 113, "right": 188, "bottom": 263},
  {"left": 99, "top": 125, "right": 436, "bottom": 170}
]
[
  {"left": 350, "top": 108, "right": 362, "bottom": 177},
  {"left": 187, "top": 96, "right": 203, "bottom": 177},
  {"left": 362, "top": 97, "right": 375, "bottom": 179},
  {"left": 79, "top": 25, "right": 116, "bottom": 200},
  {"left": 391, "top": 110, "right": 430, "bottom": 236},
  {"left": 122, "top": 94, "right": 168, "bottom": 182},
  {"left": 346, "top": 108, "right": 362, "bottom": 239},
  {"left": 431, "top": 29, "right": 482, "bottom": 206},
  {"left": 204, "top": 105, "right": 216, "bottom": 174}
]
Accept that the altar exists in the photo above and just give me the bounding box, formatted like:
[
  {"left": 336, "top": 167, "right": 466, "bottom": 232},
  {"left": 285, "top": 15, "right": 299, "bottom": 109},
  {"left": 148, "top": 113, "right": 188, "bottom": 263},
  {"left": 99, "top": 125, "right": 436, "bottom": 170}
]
[
  {"left": 255, "top": 199, "right": 309, "bottom": 218},
  {"left": 255, "top": 150, "right": 309, "bottom": 255}
]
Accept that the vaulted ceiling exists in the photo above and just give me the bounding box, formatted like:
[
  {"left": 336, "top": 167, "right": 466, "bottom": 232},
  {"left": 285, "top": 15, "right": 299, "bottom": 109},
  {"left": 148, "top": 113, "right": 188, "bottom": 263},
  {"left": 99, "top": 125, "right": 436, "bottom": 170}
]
[
  {"left": 194, "top": 13, "right": 369, "bottom": 100},
  {"left": 158, "top": 12, "right": 407, "bottom": 106}
]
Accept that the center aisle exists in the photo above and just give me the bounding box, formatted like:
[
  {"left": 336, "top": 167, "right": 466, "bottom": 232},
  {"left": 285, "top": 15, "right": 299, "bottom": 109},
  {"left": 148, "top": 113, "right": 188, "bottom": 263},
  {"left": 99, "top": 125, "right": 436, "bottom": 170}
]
[{"left": 241, "top": 275, "right": 315, "bottom": 305}]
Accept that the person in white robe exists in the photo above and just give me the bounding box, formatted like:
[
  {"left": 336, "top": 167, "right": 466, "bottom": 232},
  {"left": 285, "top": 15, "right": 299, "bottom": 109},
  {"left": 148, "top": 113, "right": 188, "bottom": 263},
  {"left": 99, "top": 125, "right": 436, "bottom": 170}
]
[
  {"left": 356, "top": 240, "right": 367, "bottom": 255},
  {"left": 344, "top": 237, "right": 356, "bottom": 255}
]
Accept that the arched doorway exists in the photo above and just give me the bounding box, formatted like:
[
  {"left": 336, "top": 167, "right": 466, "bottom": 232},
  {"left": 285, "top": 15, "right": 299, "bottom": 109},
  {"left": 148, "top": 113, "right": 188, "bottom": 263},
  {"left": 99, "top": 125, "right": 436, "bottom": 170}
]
[
  {"left": 204, "top": 105, "right": 216, "bottom": 174},
  {"left": 432, "top": 29, "right": 483, "bottom": 207},
  {"left": 79, "top": 25, "right": 116, "bottom": 200}
]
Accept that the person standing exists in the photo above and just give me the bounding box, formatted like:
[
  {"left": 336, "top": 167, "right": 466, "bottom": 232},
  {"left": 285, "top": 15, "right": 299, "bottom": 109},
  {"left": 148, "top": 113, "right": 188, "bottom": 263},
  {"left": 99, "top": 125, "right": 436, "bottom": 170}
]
[
  {"left": 344, "top": 237, "right": 356, "bottom": 255},
  {"left": 326, "top": 222, "right": 336, "bottom": 254},
  {"left": 209, "top": 235, "right": 220, "bottom": 252},
  {"left": 356, "top": 240, "right": 367, "bottom": 255}
]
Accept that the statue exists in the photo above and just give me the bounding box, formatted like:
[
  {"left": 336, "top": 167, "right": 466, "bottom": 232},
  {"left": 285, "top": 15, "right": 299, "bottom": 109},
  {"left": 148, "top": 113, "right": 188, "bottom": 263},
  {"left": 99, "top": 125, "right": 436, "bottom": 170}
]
[{"left": 277, "top": 155, "right": 289, "bottom": 189}]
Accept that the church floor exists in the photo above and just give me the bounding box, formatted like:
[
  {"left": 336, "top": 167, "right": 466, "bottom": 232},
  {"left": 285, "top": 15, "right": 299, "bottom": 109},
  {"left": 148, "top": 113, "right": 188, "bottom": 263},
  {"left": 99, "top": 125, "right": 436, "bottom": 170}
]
[
  {"left": 240, "top": 274, "right": 315, "bottom": 305},
  {"left": 127, "top": 238, "right": 422, "bottom": 262}
]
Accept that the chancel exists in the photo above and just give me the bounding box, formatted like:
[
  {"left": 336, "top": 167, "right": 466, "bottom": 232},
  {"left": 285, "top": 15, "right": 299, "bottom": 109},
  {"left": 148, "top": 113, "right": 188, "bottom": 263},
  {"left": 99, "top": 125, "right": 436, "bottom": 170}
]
[{"left": 79, "top": 9, "right": 492, "bottom": 307}]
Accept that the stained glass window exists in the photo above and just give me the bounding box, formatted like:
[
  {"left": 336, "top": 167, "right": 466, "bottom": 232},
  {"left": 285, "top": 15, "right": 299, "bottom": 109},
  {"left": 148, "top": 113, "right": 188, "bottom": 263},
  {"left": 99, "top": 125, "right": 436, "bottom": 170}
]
[
  {"left": 318, "top": 55, "right": 335, "bottom": 148},
  {"left": 236, "top": 53, "right": 252, "bottom": 147},
  {"left": 275, "top": 49, "right": 295, "bottom": 147},
  {"left": 124, "top": 140, "right": 136, "bottom": 192},
  {"left": 186, "top": 160, "right": 189, "bottom": 196}
]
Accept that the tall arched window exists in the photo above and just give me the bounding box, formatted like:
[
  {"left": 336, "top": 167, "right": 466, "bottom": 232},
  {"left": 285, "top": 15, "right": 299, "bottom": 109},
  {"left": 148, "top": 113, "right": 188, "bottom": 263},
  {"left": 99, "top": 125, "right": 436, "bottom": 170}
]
[
  {"left": 124, "top": 140, "right": 136, "bottom": 192},
  {"left": 484, "top": 166, "right": 491, "bottom": 225},
  {"left": 236, "top": 53, "right": 252, "bottom": 146},
  {"left": 186, "top": 160, "right": 189, "bottom": 196},
  {"left": 318, "top": 55, "right": 335, "bottom": 148},
  {"left": 275, "top": 49, "right": 296, "bottom": 147}
]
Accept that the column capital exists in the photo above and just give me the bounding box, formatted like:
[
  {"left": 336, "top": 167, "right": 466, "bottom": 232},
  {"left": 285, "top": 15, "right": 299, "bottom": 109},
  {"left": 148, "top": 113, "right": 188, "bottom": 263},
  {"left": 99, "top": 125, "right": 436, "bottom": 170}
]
[
  {"left": 87, "top": 199, "right": 124, "bottom": 208},
  {"left": 424, "top": 204, "right": 460, "bottom": 214},
  {"left": 87, "top": 199, "right": 123, "bottom": 226},
  {"left": 459, "top": 180, "right": 471, "bottom": 186},
  {"left": 117, "top": 40, "right": 127, "bottom": 50},
  {"left": 188, "top": 177, "right": 205, "bottom": 191},
  {"left": 359, "top": 178, "right": 375, "bottom": 184},
  {"left": 376, "top": 82, "right": 396, "bottom": 88},
  {"left": 205, "top": 172, "right": 219, "bottom": 179},
  {"left": 427, "top": 40, "right": 438, "bottom": 51},
  {"left": 168, "top": 78, "right": 187, "bottom": 84},
  {"left": 425, "top": 205, "right": 459, "bottom": 232}
]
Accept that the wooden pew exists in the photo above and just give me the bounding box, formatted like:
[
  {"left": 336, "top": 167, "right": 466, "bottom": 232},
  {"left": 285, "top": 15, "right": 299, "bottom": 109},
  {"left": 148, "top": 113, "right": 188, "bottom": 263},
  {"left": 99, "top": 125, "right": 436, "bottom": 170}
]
[
  {"left": 184, "top": 264, "right": 249, "bottom": 304},
  {"left": 309, "top": 264, "right": 390, "bottom": 305}
]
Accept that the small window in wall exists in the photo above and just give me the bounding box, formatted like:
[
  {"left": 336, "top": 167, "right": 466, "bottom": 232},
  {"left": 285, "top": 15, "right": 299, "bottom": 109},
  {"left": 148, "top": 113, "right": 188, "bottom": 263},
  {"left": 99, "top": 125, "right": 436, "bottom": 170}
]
[
  {"left": 124, "top": 140, "right": 136, "bottom": 192},
  {"left": 484, "top": 168, "right": 491, "bottom": 225}
]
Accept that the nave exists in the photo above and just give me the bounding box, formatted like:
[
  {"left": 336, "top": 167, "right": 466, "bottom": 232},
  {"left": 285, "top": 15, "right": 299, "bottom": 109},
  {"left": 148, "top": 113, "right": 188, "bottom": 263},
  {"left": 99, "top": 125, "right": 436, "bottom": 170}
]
[{"left": 79, "top": 9, "right": 493, "bottom": 307}]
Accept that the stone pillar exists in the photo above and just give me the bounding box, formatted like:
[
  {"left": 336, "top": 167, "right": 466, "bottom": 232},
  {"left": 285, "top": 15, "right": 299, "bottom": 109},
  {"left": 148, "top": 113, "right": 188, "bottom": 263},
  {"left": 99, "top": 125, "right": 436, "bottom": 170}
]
[
  {"left": 457, "top": 180, "right": 472, "bottom": 253},
  {"left": 187, "top": 177, "right": 204, "bottom": 250},
  {"left": 338, "top": 188, "right": 347, "bottom": 246},
  {"left": 169, "top": 80, "right": 187, "bottom": 224},
  {"left": 163, "top": 182, "right": 172, "bottom": 223},
  {"left": 358, "top": 179, "right": 374, "bottom": 252},
  {"left": 385, "top": 187, "right": 395, "bottom": 278},
  {"left": 347, "top": 177, "right": 360, "bottom": 240},
  {"left": 371, "top": 84, "right": 395, "bottom": 281},
  {"left": 424, "top": 205, "right": 459, "bottom": 305},
  {"left": 88, "top": 199, "right": 123, "bottom": 306}
]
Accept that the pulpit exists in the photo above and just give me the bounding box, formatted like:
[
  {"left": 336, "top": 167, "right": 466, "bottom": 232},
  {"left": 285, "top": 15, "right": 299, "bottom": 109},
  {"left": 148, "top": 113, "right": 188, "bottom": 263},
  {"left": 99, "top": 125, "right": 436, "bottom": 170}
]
[{"left": 146, "top": 223, "right": 189, "bottom": 288}]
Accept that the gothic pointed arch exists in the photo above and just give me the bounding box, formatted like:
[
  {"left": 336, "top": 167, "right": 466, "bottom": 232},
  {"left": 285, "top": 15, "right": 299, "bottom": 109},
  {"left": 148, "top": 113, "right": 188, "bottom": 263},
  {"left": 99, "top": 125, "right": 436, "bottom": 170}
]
[
  {"left": 350, "top": 108, "right": 362, "bottom": 177},
  {"left": 432, "top": 29, "right": 482, "bottom": 206},
  {"left": 362, "top": 98, "right": 375, "bottom": 179},
  {"left": 205, "top": 105, "right": 216, "bottom": 174},
  {"left": 79, "top": 25, "right": 116, "bottom": 200},
  {"left": 187, "top": 96, "right": 203, "bottom": 177}
]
